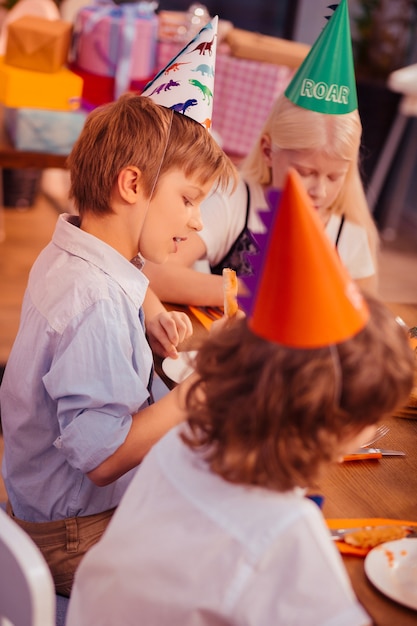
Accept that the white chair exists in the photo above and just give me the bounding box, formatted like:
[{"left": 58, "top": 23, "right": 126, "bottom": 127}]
[{"left": 0, "top": 507, "right": 56, "bottom": 626}]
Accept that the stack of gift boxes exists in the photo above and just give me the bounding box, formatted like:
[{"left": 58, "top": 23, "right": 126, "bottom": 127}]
[
  {"left": 0, "top": 1, "right": 161, "bottom": 154},
  {"left": 0, "top": 15, "right": 87, "bottom": 155},
  {"left": 0, "top": 3, "right": 308, "bottom": 158}
]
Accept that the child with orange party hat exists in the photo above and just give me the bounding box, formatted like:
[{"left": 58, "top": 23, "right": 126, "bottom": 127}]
[
  {"left": 0, "top": 16, "right": 236, "bottom": 596},
  {"left": 144, "top": 0, "right": 379, "bottom": 308},
  {"left": 67, "top": 170, "right": 413, "bottom": 626}
]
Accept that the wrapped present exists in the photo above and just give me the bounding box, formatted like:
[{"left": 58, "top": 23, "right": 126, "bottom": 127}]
[
  {"left": 4, "top": 106, "right": 87, "bottom": 154},
  {"left": 157, "top": 10, "right": 187, "bottom": 43},
  {"left": 72, "top": 0, "right": 158, "bottom": 98},
  {"left": 0, "top": 57, "right": 83, "bottom": 110},
  {"left": 225, "top": 28, "right": 309, "bottom": 69},
  {"left": 5, "top": 15, "right": 72, "bottom": 73},
  {"left": 70, "top": 62, "right": 152, "bottom": 107},
  {"left": 0, "top": 0, "right": 61, "bottom": 56},
  {"left": 212, "top": 54, "right": 293, "bottom": 157},
  {"left": 156, "top": 40, "right": 184, "bottom": 72}
]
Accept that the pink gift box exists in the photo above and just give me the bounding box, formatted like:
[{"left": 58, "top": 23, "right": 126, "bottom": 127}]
[
  {"left": 211, "top": 54, "right": 294, "bottom": 156},
  {"left": 155, "top": 43, "right": 295, "bottom": 157},
  {"left": 156, "top": 40, "right": 184, "bottom": 72},
  {"left": 73, "top": 2, "right": 158, "bottom": 98}
]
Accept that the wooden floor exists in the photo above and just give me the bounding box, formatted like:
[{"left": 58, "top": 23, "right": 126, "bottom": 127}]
[{"left": 0, "top": 196, "right": 58, "bottom": 365}]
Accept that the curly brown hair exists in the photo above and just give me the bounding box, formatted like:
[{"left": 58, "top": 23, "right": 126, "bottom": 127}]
[
  {"left": 67, "top": 92, "right": 236, "bottom": 218},
  {"left": 182, "top": 297, "right": 414, "bottom": 491}
]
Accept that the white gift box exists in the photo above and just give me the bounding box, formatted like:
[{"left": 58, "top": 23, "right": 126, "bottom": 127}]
[{"left": 4, "top": 106, "right": 87, "bottom": 155}]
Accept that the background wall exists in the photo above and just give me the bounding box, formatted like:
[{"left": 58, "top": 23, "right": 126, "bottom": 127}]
[
  {"left": 293, "top": 0, "right": 361, "bottom": 44},
  {"left": 157, "top": 0, "right": 297, "bottom": 38},
  {"left": 157, "top": 0, "right": 363, "bottom": 43}
]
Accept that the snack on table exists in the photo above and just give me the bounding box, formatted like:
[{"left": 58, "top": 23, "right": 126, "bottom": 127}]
[
  {"left": 222, "top": 268, "right": 238, "bottom": 317},
  {"left": 343, "top": 525, "right": 408, "bottom": 549}
]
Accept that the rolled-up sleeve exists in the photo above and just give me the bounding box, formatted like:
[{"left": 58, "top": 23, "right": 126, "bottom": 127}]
[{"left": 44, "top": 297, "right": 151, "bottom": 473}]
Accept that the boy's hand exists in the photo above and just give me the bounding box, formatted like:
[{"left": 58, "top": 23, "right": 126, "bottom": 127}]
[{"left": 146, "top": 310, "right": 193, "bottom": 359}]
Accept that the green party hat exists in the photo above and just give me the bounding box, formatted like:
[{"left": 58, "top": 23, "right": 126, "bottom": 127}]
[{"left": 285, "top": 0, "right": 357, "bottom": 114}]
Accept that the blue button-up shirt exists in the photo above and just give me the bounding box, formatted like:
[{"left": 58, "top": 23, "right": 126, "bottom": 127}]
[{"left": 0, "top": 214, "right": 153, "bottom": 521}]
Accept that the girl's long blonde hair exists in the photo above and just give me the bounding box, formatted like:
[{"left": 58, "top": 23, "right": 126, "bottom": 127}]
[{"left": 241, "top": 95, "right": 379, "bottom": 264}]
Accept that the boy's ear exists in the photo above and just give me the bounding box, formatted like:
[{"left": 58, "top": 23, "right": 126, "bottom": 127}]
[{"left": 118, "top": 166, "right": 142, "bottom": 203}]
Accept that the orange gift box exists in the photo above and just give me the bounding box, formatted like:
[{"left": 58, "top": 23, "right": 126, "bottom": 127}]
[
  {"left": 0, "top": 57, "right": 83, "bottom": 111},
  {"left": 5, "top": 15, "right": 72, "bottom": 73},
  {"left": 225, "top": 28, "right": 309, "bottom": 69}
]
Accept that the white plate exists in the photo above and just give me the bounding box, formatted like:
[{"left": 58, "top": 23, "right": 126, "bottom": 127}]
[
  {"left": 162, "top": 350, "right": 197, "bottom": 384},
  {"left": 365, "top": 538, "right": 417, "bottom": 610}
]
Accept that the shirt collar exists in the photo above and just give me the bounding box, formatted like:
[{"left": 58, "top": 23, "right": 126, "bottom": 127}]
[{"left": 52, "top": 214, "right": 149, "bottom": 309}]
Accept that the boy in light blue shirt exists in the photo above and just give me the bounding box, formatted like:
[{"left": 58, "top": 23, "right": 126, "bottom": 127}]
[{"left": 0, "top": 90, "right": 235, "bottom": 596}]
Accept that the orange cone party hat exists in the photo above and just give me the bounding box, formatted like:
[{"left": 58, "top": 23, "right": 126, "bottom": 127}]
[
  {"left": 142, "top": 16, "right": 218, "bottom": 130},
  {"left": 248, "top": 169, "right": 369, "bottom": 348}
]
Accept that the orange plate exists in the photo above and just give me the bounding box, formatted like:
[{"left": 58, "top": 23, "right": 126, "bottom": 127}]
[{"left": 326, "top": 518, "right": 417, "bottom": 557}]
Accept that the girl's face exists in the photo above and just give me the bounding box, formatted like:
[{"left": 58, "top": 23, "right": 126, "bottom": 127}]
[
  {"left": 261, "top": 137, "right": 350, "bottom": 224},
  {"left": 138, "top": 168, "right": 213, "bottom": 264}
]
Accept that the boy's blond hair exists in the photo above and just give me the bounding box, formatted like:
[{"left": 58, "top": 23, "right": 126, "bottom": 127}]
[
  {"left": 68, "top": 93, "right": 236, "bottom": 217},
  {"left": 183, "top": 297, "right": 413, "bottom": 491}
]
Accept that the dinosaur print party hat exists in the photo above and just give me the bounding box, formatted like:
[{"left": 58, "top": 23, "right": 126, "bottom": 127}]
[
  {"left": 285, "top": 0, "right": 357, "bottom": 114},
  {"left": 141, "top": 16, "right": 218, "bottom": 130},
  {"left": 246, "top": 168, "right": 369, "bottom": 348}
]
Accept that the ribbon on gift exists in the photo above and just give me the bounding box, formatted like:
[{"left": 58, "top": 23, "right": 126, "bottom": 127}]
[{"left": 73, "top": 0, "right": 157, "bottom": 99}]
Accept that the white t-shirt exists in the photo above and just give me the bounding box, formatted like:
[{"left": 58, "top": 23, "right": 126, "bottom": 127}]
[
  {"left": 199, "top": 177, "right": 375, "bottom": 280},
  {"left": 67, "top": 427, "right": 370, "bottom": 626}
]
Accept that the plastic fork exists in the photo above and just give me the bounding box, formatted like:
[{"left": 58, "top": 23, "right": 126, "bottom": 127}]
[
  {"left": 360, "top": 424, "right": 390, "bottom": 448},
  {"left": 330, "top": 525, "right": 417, "bottom": 541}
]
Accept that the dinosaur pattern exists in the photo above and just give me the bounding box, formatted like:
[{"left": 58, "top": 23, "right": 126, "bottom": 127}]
[
  {"left": 147, "top": 79, "right": 180, "bottom": 96},
  {"left": 188, "top": 34, "right": 216, "bottom": 56},
  {"left": 165, "top": 62, "right": 190, "bottom": 75},
  {"left": 141, "top": 17, "right": 218, "bottom": 127},
  {"left": 189, "top": 79, "right": 213, "bottom": 104},
  {"left": 170, "top": 99, "right": 198, "bottom": 114},
  {"left": 191, "top": 64, "right": 215, "bottom": 78}
]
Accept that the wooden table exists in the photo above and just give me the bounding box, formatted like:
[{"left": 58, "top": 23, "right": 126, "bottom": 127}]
[
  {"left": 0, "top": 105, "right": 69, "bottom": 240},
  {"left": 159, "top": 302, "right": 417, "bottom": 625},
  {"left": 318, "top": 303, "right": 417, "bottom": 625},
  {"left": 321, "top": 411, "right": 417, "bottom": 626}
]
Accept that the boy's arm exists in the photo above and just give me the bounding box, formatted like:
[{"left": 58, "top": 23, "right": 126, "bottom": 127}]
[
  {"left": 85, "top": 316, "right": 241, "bottom": 486},
  {"left": 87, "top": 373, "right": 195, "bottom": 486},
  {"left": 142, "top": 285, "right": 170, "bottom": 318},
  {"left": 143, "top": 233, "right": 224, "bottom": 307}
]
